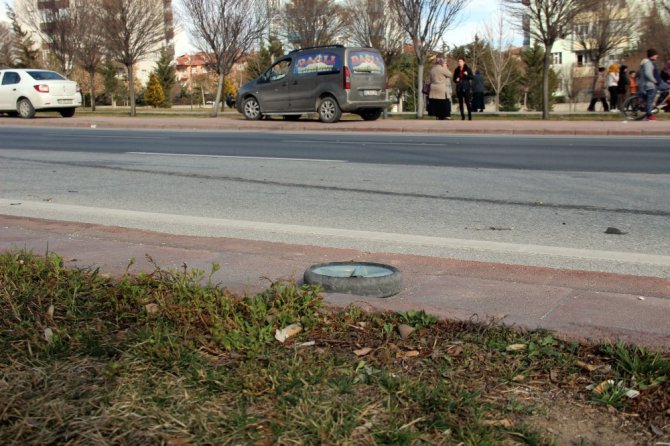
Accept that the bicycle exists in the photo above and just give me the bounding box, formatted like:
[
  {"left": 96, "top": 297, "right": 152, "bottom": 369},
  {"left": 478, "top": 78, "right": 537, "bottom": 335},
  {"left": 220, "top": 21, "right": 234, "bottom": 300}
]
[{"left": 621, "top": 88, "right": 669, "bottom": 120}]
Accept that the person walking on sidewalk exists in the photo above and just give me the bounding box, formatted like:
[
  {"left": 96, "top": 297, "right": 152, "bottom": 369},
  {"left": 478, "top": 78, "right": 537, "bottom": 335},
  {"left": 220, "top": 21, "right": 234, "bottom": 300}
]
[
  {"left": 607, "top": 64, "right": 620, "bottom": 112},
  {"left": 629, "top": 70, "right": 638, "bottom": 96},
  {"left": 428, "top": 57, "right": 453, "bottom": 120},
  {"left": 453, "top": 57, "right": 473, "bottom": 120},
  {"left": 587, "top": 67, "right": 609, "bottom": 112},
  {"left": 639, "top": 48, "right": 660, "bottom": 121}
]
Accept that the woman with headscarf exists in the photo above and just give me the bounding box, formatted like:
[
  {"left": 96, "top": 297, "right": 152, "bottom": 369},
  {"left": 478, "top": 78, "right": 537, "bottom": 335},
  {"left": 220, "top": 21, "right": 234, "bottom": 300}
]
[
  {"left": 453, "top": 57, "right": 473, "bottom": 120},
  {"left": 471, "top": 70, "right": 485, "bottom": 112},
  {"left": 658, "top": 60, "right": 670, "bottom": 112},
  {"left": 606, "top": 64, "right": 619, "bottom": 112},
  {"left": 428, "top": 57, "right": 453, "bottom": 120}
]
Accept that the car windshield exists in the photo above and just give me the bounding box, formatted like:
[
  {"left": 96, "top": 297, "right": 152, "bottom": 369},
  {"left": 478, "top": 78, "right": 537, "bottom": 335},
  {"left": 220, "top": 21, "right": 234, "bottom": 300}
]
[{"left": 27, "top": 70, "right": 65, "bottom": 81}]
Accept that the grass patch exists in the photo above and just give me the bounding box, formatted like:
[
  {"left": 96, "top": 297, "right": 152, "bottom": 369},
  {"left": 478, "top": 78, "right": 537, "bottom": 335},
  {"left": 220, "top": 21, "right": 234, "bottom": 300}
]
[{"left": 1, "top": 250, "right": 668, "bottom": 445}]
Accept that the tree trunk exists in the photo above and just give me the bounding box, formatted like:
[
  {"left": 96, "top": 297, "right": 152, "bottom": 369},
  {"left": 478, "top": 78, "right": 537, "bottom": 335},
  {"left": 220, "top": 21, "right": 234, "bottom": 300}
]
[
  {"left": 211, "top": 73, "right": 225, "bottom": 117},
  {"left": 89, "top": 67, "right": 96, "bottom": 112},
  {"left": 495, "top": 92, "right": 500, "bottom": 112},
  {"left": 127, "top": 64, "right": 136, "bottom": 117},
  {"left": 542, "top": 49, "right": 551, "bottom": 120},
  {"left": 416, "top": 62, "right": 425, "bottom": 119}
]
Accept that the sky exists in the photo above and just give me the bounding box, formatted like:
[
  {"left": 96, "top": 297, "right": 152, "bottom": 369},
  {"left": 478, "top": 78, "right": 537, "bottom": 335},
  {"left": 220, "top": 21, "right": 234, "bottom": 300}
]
[{"left": 1, "top": 0, "right": 514, "bottom": 54}]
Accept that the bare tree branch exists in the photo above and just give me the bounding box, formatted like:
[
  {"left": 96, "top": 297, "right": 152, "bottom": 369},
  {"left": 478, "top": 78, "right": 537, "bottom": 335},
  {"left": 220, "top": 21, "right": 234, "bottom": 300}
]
[
  {"left": 281, "top": 0, "right": 349, "bottom": 50},
  {"left": 181, "top": 0, "right": 269, "bottom": 117},
  {"left": 0, "top": 21, "right": 13, "bottom": 68},
  {"left": 345, "top": 0, "right": 404, "bottom": 67},
  {"left": 575, "top": 0, "right": 635, "bottom": 77},
  {"left": 75, "top": 0, "right": 106, "bottom": 111},
  {"left": 503, "top": 0, "right": 594, "bottom": 119},
  {"left": 100, "top": 0, "right": 167, "bottom": 116},
  {"left": 481, "top": 10, "right": 519, "bottom": 111},
  {"left": 390, "top": 0, "right": 471, "bottom": 118}
]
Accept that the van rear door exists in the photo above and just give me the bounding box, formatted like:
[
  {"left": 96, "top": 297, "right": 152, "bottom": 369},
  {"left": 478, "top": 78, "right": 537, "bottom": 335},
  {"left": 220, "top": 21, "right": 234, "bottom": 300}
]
[{"left": 346, "top": 50, "right": 385, "bottom": 102}]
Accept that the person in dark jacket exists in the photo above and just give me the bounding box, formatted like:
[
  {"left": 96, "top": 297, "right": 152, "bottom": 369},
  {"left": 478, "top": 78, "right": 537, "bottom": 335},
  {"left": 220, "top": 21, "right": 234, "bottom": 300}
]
[
  {"left": 616, "top": 64, "right": 629, "bottom": 110},
  {"left": 471, "top": 70, "right": 485, "bottom": 112},
  {"left": 453, "top": 57, "right": 473, "bottom": 120}
]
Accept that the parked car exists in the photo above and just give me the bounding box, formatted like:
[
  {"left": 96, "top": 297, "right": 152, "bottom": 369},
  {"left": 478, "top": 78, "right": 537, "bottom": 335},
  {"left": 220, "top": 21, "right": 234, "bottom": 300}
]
[
  {"left": 236, "top": 45, "right": 389, "bottom": 123},
  {"left": 0, "top": 69, "right": 82, "bottom": 119}
]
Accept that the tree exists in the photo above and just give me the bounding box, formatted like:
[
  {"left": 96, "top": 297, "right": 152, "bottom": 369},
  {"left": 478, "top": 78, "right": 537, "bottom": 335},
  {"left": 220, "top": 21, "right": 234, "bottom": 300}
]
[
  {"left": 521, "top": 43, "right": 558, "bottom": 111},
  {"left": 100, "top": 0, "right": 167, "bottom": 116},
  {"left": 6, "top": 6, "right": 41, "bottom": 68},
  {"left": 504, "top": 0, "right": 593, "bottom": 119},
  {"left": 101, "top": 60, "right": 123, "bottom": 106},
  {"left": 17, "top": 0, "right": 83, "bottom": 76},
  {"left": 390, "top": 0, "right": 471, "bottom": 118},
  {"left": 639, "top": 1, "right": 670, "bottom": 60},
  {"left": 244, "top": 36, "right": 284, "bottom": 81},
  {"left": 282, "top": 0, "right": 349, "bottom": 49},
  {"left": 575, "top": 0, "right": 635, "bottom": 89},
  {"left": 145, "top": 73, "right": 165, "bottom": 107},
  {"left": 0, "top": 21, "right": 13, "bottom": 68},
  {"left": 181, "top": 0, "right": 268, "bottom": 117},
  {"left": 481, "top": 11, "right": 519, "bottom": 111},
  {"left": 153, "top": 47, "right": 176, "bottom": 107},
  {"left": 345, "top": 0, "right": 404, "bottom": 67},
  {"left": 75, "top": 1, "right": 105, "bottom": 111}
]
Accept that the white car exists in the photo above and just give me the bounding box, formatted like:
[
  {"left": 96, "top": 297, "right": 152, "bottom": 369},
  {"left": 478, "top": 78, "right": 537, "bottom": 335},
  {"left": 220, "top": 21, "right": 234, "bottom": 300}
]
[{"left": 0, "top": 69, "right": 82, "bottom": 119}]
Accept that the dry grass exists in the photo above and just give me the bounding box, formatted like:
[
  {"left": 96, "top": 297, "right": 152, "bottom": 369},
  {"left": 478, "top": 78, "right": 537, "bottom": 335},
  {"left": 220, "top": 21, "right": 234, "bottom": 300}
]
[{"left": 1, "top": 250, "right": 669, "bottom": 445}]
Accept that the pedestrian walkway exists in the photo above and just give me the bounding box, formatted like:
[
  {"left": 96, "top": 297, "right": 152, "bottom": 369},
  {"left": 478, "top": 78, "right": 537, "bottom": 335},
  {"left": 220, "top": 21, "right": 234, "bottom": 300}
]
[
  {"left": 2, "top": 215, "right": 669, "bottom": 349},
  {"left": 1, "top": 114, "right": 670, "bottom": 136}
]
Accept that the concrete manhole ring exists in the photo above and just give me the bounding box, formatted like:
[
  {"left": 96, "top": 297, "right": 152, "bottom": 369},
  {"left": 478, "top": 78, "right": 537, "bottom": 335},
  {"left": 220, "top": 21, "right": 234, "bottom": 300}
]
[{"left": 304, "top": 261, "right": 403, "bottom": 298}]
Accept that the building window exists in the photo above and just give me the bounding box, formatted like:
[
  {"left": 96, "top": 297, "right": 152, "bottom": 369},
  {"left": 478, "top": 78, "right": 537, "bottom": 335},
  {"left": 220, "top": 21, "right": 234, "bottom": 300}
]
[{"left": 551, "top": 52, "right": 562, "bottom": 65}]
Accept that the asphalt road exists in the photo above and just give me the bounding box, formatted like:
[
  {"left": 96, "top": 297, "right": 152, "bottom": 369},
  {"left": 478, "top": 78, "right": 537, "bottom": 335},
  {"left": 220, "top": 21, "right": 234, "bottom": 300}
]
[{"left": 1, "top": 126, "right": 669, "bottom": 277}]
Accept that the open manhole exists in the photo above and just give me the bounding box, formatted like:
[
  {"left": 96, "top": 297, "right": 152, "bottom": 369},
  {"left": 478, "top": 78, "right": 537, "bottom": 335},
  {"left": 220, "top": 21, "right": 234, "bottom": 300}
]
[{"left": 304, "top": 262, "right": 402, "bottom": 298}]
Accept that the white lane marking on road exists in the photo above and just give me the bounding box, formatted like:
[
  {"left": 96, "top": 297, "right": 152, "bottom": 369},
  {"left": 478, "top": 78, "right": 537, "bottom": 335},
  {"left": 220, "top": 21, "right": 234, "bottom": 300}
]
[
  {"left": 282, "top": 139, "right": 448, "bottom": 146},
  {"left": 127, "top": 152, "right": 346, "bottom": 163},
  {"left": 3, "top": 199, "right": 670, "bottom": 270},
  {"left": 44, "top": 134, "right": 169, "bottom": 140}
]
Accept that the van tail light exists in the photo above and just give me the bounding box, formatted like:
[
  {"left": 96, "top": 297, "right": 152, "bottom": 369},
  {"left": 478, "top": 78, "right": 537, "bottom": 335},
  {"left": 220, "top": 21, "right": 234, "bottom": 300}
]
[
  {"left": 34, "top": 84, "right": 50, "bottom": 93},
  {"left": 344, "top": 66, "right": 351, "bottom": 90}
]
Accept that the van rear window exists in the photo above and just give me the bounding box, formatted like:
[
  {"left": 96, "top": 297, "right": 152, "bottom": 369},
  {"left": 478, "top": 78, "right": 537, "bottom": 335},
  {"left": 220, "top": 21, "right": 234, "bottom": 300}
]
[
  {"left": 294, "top": 53, "right": 341, "bottom": 76},
  {"left": 348, "top": 51, "right": 384, "bottom": 75}
]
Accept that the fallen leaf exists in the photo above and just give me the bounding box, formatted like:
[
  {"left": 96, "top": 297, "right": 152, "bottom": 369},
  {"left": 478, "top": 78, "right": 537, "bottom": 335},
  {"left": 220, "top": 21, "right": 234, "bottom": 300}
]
[
  {"left": 299, "top": 341, "right": 315, "bottom": 347},
  {"left": 576, "top": 360, "right": 598, "bottom": 372},
  {"left": 396, "top": 350, "right": 420, "bottom": 359},
  {"left": 44, "top": 327, "right": 54, "bottom": 342},
  {"left": 482, "top": 419, "right": 513, "bottom": 428},
  {"left": 506, "top": 343, "right": 527, "bottom": 352},
  {"left": 447, "top": 345, "right": 463, "bottom": 357},
  {"left": 354, "top": 347, "right": 373, "bottom": 357},
  {"left": 145, "top": 303, "right": 159, "bottom": 315},
  {"left": 397, "top": 324, "right": 415, "bottom": 340},
  {"left": 46, "top": 305, "right": 55, "bottom": 320},
  {"left": 275, "top": 323, "right": 302, "bottom": 343},
  {"left": 592, "top": 379, "right": 615, "bottom": 394}
]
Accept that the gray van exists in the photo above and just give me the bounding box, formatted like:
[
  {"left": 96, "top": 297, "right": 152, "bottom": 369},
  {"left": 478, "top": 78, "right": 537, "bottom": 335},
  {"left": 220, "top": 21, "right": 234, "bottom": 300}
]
[{"left": 236, "top": 45, "right": 389, "bottom": 123}]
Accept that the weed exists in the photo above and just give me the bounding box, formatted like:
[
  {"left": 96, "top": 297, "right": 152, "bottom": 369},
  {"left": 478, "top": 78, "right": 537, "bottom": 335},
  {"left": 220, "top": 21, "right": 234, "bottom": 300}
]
[
  {"left": 602, "top": 342, "right": 670, "bottom": 389},
  {"left": 398, "top": 309, "right": 438, "bottom": 328}
]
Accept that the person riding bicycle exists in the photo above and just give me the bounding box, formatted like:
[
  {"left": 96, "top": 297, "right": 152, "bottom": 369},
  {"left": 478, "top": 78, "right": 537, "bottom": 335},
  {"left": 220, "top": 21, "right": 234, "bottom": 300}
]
[{"left": 639, "top": 48, "right": 660, "bottom": 121}]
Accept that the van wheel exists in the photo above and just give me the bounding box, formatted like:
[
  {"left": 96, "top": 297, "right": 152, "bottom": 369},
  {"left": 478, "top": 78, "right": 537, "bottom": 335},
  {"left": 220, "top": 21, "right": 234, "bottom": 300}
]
[
  {"left": 17, "top": 99, "right": 36, "bottom": 119},
  {"left": 60, "top": 108, "right": 76, "bottom": 118},
  {"left": 359, "top": 109, "right": 382, "bottom": 121},
  {"left": 243, "top": 97, "right": 262, "bottom": 120},
  {"left": 318, "top": 96, "right": 341, "bottom": 123}
]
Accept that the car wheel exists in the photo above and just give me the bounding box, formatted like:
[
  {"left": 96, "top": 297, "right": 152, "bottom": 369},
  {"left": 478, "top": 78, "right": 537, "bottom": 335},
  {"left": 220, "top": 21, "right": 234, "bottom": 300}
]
[
  {"left": 318, "top": 96, "right": 341, "bottom": 123},
  {"left": 17, "top": 99, "right": 36, "bottom": 119},
  {"left": 59, "top": 107, "right": 76, "bottom": 118},
  {"left": 304, "top": 262, "right": 403, "bottom": 298},
  {"left": 283, "top": 115, "right": 301, "bottom": 121},
  {"left": 359, "top": 109, "right": 382, "bottom": 121},
  {"left": 242, "top": 97, "right": 262, "bottom": 120}
]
